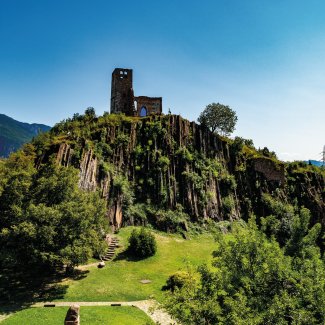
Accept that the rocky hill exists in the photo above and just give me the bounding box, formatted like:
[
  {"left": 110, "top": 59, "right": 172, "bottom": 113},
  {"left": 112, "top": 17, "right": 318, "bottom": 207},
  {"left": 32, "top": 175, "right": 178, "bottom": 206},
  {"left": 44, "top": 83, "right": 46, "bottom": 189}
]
[
  {"left": 29, "top": 112, "right": 324, "bottom": 233},
  {"left": 0, "top": 113, "right": 50, "bottom": 157}
]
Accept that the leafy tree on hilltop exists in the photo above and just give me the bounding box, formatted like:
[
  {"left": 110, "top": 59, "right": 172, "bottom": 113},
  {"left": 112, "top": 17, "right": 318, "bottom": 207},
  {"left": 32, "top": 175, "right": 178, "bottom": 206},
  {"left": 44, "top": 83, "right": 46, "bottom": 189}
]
[
  {"left": 198, "top": 102, "right": 238, "bottom": 136},
  {"left": 85, "top": 107, "right": 96, "bottom": 120}
]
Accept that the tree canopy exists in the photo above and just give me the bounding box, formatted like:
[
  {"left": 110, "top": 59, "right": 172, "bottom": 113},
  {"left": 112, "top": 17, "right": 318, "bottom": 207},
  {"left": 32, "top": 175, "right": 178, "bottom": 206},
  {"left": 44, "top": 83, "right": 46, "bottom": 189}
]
[
  {"left": 164, "top": 215, "right": 325, "bottom": 325},
  {"left": 198, "top": 102, "right": 238, "bottom": 136},
  {"left": 0, "top": 150, "right": 108, "bottom": 273}
]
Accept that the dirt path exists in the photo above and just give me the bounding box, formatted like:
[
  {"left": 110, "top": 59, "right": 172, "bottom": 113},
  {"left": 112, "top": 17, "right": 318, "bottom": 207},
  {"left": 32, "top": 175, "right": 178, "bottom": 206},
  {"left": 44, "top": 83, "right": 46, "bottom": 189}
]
[
  {"left": 0, "top": 313, "right": 12, "bottom": 323},
  {"left": 31, "top": 299, "right": 177, "bottom": 325}
]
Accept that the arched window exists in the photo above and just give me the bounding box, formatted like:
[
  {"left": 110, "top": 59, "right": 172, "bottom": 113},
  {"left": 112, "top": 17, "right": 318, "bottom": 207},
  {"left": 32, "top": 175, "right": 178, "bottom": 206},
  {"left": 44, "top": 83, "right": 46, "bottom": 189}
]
[{"left": 140, "top": 106, "right": 147, "bottom": 117}]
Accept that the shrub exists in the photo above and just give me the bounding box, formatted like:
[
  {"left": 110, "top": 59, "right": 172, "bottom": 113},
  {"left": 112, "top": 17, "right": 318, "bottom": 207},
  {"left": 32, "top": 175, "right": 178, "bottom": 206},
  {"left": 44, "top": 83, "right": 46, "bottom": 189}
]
[
  {"left": 128, "top": 228, "right": 157, "bottom": 258},
  {"left": 219, "top": 173, "right": 237, "bottom": 196},
  {"left": 155, "top": 205, "right": 189, "bottom": 233},
  {"left": 164, "top": 271, "right": 192, "bottom": 292},
  {"left": 222, "top": 195, "right": 235, "bottom": 216},
  {"left": 124, "top": 203, "right": 147, "bottom": 226}
]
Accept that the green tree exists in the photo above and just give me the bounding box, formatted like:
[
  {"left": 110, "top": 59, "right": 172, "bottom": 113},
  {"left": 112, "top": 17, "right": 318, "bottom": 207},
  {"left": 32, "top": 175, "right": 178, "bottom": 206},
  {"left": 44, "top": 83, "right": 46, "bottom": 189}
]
[
  {"left": 0, "top": 163, "right": 108, "bottom": 272},
  {"left": 164, "top": 218, "right": 325, "bottom": 324},
  {"left": 198, "top": 102, "right": 238, "bottom": 136},
  {"left": 84, "top": 107, "right": 96, "bottom": 119}
]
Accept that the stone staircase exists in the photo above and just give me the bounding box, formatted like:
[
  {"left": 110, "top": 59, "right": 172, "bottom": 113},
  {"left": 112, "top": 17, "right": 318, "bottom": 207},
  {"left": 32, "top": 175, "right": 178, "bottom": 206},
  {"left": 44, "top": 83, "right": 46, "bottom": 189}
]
[{"left": 102, "top": 237, "right": 119, "bottom": 261}]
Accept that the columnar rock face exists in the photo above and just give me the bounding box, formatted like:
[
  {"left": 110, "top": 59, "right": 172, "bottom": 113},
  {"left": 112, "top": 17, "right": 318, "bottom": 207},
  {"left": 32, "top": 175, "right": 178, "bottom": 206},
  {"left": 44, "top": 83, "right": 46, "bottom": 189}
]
[
  {"left": 253, "top": 157, "right": 285, "bottom": 183},
  {"left": 78, "top": 150, "right": 98, "bottom": 191},
  {"left": 56, "top": 143, "right": 73, "bottom": 167},
  {"left": 51, "top": 114, "right": 324, "bottom": 230}
]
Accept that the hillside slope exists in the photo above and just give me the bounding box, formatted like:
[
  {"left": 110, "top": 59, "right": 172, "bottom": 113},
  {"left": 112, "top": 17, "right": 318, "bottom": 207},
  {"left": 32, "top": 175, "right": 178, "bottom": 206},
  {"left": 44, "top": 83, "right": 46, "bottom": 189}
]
[
  {"left": 0, "top": 113, "right": 50, "bottom": 157},
  {"left": 31, "top": 112, "right": 324, "bottom": 231}
]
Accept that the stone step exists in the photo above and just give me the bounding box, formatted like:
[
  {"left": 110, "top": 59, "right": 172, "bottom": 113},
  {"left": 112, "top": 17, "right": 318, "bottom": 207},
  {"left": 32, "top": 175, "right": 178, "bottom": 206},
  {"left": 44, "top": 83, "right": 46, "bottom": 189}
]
[{"left": 101, "top": 236, "right": 119, "bottom": 262}]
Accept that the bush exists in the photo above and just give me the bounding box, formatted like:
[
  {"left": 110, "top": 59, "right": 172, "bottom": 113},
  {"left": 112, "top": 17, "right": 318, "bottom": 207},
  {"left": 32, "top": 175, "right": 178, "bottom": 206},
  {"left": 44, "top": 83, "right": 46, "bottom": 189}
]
[
  {"left": 222, "top": 195, "right": 235, "bottom": 216},
  {"left": 154, "top": 205, "right": 189, "bottom": 233},
  {"left": 164, "top": 271, "right": 192, "bottom": 292},
  {"left": 124, "top": 203, "right": 147, "bottom": 226},
  {"left": 128, "top": 228, "right": 157, "bottom": 258},
  {"left": 219, "top": 173, "right": 237, "bottom": 196}
]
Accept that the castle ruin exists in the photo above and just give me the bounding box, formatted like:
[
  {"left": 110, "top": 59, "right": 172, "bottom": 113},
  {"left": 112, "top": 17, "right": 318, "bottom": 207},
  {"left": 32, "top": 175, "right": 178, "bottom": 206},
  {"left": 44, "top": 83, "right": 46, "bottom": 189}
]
[{"left": 110, "top": 68, "right": 162, "bottom": 117}]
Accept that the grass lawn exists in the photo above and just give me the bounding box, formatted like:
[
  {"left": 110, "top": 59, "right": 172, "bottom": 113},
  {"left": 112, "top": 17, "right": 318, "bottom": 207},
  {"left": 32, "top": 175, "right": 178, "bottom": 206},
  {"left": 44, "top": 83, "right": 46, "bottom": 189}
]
[
  {"left": 58, "top": 227, "right": 217, "bottom": 302},
  {"left": 1, "top": 306, "right": 154, "bottom": 325}
]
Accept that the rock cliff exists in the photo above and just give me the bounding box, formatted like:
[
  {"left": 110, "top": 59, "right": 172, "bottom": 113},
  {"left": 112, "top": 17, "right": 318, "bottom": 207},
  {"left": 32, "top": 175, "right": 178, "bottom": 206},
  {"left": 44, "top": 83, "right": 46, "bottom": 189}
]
[{"left": 41, "top": 114, "right": 324, "bottom": 230}]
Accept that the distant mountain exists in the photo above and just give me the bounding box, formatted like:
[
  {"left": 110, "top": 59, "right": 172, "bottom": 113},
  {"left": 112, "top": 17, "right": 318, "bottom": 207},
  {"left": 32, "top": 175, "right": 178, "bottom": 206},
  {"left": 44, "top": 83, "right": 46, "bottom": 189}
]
[
  {"left": 0, "top": 114, "right": 51, "bottom": 157},
  {"left": 306, "top": 160, "right": 324, "bottom": 167}
]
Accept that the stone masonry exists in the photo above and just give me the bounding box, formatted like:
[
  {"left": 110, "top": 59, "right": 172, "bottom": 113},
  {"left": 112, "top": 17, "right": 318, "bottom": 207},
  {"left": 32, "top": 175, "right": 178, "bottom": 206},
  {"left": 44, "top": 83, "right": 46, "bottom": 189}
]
[{"left": 110, "top": 68, "right": 162, "bottom": 116}]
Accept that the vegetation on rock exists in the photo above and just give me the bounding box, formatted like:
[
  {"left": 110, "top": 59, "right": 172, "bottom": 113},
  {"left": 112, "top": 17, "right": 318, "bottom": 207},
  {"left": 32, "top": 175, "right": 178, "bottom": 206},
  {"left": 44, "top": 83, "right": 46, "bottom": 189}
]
[{"left": 44, "top": 110, "right": 324, "bottom": 233}]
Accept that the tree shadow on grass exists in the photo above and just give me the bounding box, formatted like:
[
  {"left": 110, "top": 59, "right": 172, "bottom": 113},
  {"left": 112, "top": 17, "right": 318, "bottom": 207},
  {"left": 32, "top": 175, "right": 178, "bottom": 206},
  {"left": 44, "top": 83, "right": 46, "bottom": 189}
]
[
  {"left": 113, "top": 249, "right": 149, "bottom": 262},
  {"left": 0, "top": 267, "right": 89, "bottom": 316}
]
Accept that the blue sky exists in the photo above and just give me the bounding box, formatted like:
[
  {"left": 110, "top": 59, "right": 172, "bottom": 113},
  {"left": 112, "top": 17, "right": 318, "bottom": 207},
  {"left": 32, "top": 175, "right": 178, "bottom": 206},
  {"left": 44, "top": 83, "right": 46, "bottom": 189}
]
[{"left": 0, "top": 0, "right": 324, "bottom": 161}]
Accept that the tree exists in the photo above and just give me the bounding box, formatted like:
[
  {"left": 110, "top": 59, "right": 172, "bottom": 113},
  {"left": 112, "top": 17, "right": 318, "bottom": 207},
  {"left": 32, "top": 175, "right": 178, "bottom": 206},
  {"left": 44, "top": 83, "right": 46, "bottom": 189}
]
[
  {"left": 0, "top": 163, "right": 108, "bottom": 272},
  {"left": 164, "top": 218, "right": 325, "bottom": 324},
  {"left": 84, "top": 107, "right": 96, "bottom": 119},
  {"left": 198, "top": 103, "right": 238, "bottom": 136}
]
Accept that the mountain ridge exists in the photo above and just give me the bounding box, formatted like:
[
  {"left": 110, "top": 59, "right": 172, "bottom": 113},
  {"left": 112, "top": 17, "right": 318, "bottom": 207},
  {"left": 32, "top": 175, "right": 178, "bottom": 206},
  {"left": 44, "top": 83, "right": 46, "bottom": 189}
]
[{"left": 0, "top": 113, "right": 51, "bottom": 157}]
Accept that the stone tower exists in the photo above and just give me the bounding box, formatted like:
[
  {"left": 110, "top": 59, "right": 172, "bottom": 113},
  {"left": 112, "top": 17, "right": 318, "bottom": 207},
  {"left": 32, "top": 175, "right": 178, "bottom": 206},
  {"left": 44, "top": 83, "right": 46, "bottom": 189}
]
[
  {"left": 110, "top": 68, "right": 135, "bottom": 115},
  {"left": 110, "top": 67, "right": 162, "bottom": 116}
]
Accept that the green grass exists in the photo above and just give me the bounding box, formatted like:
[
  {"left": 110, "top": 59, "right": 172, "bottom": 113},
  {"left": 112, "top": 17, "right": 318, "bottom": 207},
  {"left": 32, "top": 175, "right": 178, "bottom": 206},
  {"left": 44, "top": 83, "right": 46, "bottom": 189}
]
[
  {"left": 0, "top": 227, "right": 217, "bottom": 323},
  {"left": 1, "top": 306, "right": 154, "bottom": 325},
  {"left": 58, "top": 227, "right": 216, "bottom": 302}
]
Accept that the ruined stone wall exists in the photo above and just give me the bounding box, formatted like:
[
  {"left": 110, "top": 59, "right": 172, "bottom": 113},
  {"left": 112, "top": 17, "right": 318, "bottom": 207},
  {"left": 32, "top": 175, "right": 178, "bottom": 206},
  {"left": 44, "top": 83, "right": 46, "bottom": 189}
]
[
  {"left": 135, "top": 96, "right": 162, "bottom": 116},
  {"left": 110, "top": 68, "right": 162, "bottom": 117}
]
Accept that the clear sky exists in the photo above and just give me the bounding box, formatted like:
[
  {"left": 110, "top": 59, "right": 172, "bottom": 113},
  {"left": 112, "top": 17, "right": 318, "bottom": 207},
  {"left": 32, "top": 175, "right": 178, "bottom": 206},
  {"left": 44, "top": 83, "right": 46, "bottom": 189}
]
[{"left": 0, "top": 0, "right": 324, "bottom": 161}]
